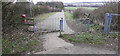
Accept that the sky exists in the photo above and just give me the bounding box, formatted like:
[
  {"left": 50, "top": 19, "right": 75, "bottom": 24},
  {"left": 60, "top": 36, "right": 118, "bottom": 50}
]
[{"left": 31, "top": 0, "right": 118, "bottom": 4}]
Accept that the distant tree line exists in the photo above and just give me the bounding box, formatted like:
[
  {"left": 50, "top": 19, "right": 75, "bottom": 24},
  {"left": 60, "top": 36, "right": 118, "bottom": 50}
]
[{"left": 36, "top": 2, "right": 64, "bottom": 9}]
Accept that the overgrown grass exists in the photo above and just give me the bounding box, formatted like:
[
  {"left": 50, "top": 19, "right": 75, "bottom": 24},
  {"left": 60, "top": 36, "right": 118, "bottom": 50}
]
[
  {"left": 35, "top": 12, "right": 57, "bottom": 24},
  {"left": 64, "top": 7, "right": 98, "bottom": 10},
  {"left": 2, "top": 12, "right": 57, "bottom": 54},
  {"left": 64, "top": 12, "right": 73, "bottom": 20},
  {"left": 2, "top": 24, "right": 40, "bottom": 54},
  {"left": 60, "top": 33, "right": 119, "bottom": 44},
  {"left": 78, "top": 20, "right": 102, "bottom": 32},
  {"left": 89, "top": 24, "right": 101, "bottom": 30},
  {"left": 2, "top": 34, "right": 40, "bottom": 54}
]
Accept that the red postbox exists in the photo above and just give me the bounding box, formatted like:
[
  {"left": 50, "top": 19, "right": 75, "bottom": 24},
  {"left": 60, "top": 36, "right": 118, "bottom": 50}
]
[
  {"left": 21, "top": 14, "right": 26, "bottom": 24},
  {"left": 21, "top": 14, "right": 26, "bottom": 18}
]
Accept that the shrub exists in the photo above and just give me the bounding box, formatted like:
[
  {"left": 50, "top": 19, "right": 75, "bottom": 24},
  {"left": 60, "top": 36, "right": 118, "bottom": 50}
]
[
  {"left": 73, "top": 8, "right": 92, "bottom": 19},
  {"left": 90, "top": 2, "right": 119, "bottom": 30},
  {"left": 2, "top": 2, "right": 54, "bottom": 32},
  {"left": 73, "top": 2, "right": 119, "bottom": 31}
]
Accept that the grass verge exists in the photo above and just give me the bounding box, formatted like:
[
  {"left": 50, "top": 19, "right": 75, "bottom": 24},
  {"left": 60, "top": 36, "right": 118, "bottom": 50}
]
[
  {"left": 60, "top": 33, "right": 119, "bottom": 44},
  {"left": 64, "top": 12, "right": 73, "bottom": 20},
  {"left": 2, "top": 37, "right": 39, "bottom": 54},
  {"left": 2, "top": 24, "right": 41, "bottom": 54}
]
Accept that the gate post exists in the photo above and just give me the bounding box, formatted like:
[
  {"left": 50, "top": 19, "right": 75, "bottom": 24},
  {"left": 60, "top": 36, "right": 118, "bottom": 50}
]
[
  {"left": 108, "top": 14, "right": 112, "bottom": 33},
  {"left": 60, "top": 18, "right": 63, "bottom": 35},
  {"left": 104, "top": 13, "right": 110, "bottom": 34}
]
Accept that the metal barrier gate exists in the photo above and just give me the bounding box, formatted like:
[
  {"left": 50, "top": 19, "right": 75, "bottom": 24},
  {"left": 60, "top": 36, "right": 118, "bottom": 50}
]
[{"left": 104, "top": 13, "right": 120, "bottom": 34}]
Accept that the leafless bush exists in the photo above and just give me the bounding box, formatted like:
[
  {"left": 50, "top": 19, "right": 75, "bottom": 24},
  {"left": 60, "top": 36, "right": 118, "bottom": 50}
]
[
  {"left": 73, "top": 8, "right": 92, "bottom": 19},
  {"left": 72, "top": 1, "right": 119, "bottom": 31},
  {"left": 90, "top": 2, "right": 119, "bottom": 29}
]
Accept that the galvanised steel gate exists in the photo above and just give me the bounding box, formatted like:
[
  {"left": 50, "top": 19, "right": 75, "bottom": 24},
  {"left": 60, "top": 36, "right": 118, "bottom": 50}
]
[{"left": 104, "top": 13, "right": 120, "bottom": 34}]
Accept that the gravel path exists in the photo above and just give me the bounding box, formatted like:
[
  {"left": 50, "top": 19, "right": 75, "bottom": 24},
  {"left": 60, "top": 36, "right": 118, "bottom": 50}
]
[{"left": 34, "top": 12, "right": 116, "bottom": 54}]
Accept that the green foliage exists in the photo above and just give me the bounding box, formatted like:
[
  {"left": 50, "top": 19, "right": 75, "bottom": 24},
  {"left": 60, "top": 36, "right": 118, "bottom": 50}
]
[
  {"left": 73, "top": 8, "right": 93, "bottom": 19},
  {"left": 32, "top": 5, "right": 51, "bottom": 16},
  {"left": 90, "top": 2, "right": 119, "bottom": 31},
  {"left": 105, "top": 34, "right": 120, "bottom": 38},
  {"left": 72, "top": 2, "right": 119, "bottom": 31},
  {"left": 37, "top": 2, "right": 64, "bottom": 9},
  {"left": 2, "top": 2, "right": 60, "bottom": 54},
  {"left": 2, "top": 2, "right": 56, "bottom": 31},
  {"left": 2, "top": 35, "right": 39, "bottom": 54},
  {"left": 76, "top": 33, "right": 103, "bottom": 44},
  {"left": 90, "top": 24, "right": 100, "bottom": 30},
  {"left": 2, "top": 2, "right": 62, "bottom": 54},
  {"left": 60, "top": 32, "right": 119, "bottom": 44},
  {"left": 67, "top": 38, "right": 78, "bottom": 42}
]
